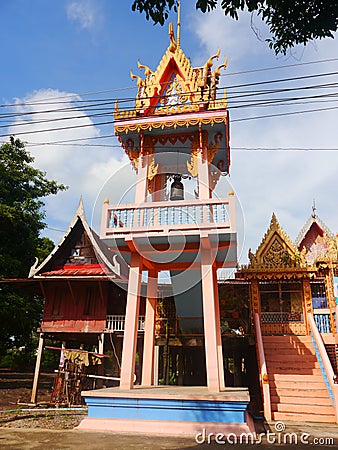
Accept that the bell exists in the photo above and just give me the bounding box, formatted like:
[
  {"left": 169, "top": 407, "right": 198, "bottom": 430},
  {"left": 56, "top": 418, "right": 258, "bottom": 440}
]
[{"left": 170, "top": 174, "right": 184, "bottom": 201}]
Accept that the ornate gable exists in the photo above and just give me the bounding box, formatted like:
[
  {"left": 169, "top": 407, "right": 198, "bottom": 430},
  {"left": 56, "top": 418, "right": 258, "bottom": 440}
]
[
  {"left": 240, "top": 214, "right": 312, "bottom": 280},
  {"left": 250, "top": 214, "right": 301, "bottom": 269},
  {"left": 115, "top": 22, "right": 227, "bottom": 120}
]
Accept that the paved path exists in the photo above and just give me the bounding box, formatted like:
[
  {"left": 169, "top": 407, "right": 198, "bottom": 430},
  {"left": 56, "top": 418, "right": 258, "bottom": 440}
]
[{"left": 1, "top": 422, "right": 338, "bottom": 449}]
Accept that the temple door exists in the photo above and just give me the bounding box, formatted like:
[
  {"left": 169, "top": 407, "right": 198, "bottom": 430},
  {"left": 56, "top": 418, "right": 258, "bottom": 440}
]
[{"left": 260, "top": 281, "right": 306, "bottom": 335}]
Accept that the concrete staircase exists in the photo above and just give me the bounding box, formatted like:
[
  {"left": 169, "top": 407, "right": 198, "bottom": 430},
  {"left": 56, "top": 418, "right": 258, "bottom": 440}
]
[{"left": 263, "top": 335, "right": 336, "bottom": 423}]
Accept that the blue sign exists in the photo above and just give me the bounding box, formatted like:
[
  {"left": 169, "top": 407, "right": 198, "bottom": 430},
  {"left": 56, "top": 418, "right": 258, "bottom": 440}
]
[{"left": 334, "top": 277, "right": 338, "bottom": 304}]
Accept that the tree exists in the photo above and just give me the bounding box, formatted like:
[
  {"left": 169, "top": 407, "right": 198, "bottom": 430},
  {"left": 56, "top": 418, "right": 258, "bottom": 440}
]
[
  {"left": 131, "top": 0, "right": 338, "bottom": 55},
  {"left": 0, "top": 137, "right": 67, "bottom": 362}
]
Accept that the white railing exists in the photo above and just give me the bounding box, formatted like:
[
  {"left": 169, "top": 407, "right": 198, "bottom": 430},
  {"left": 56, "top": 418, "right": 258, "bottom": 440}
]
[
  {"left": 314, "top": 311, "right": 331, "bottom": 333},
  {"left": 106, "top": 315, "right": 145, "bottom": 332},
  {"left": 100, "top": 196, "right": 236, "bottom": 237}
]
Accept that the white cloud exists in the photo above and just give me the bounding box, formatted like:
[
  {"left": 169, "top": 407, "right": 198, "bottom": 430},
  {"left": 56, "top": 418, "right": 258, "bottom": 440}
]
[
  {"left": 66, "top": 0, "right": 99, "bottom": 30},
  {"left": 8, "top": 89, "right": 131, "bottom": 243},
  {"left": 188, "top": 7, "right": 271, "bottom": 68},
  {"left": 189, "top": 7, "right": 338, "bottom": 262}
]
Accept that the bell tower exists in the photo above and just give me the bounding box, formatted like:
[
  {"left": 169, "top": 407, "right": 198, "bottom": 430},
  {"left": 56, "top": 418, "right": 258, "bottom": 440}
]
[{"left": 100, "top": 14, "right": 236, "bottom": 392}]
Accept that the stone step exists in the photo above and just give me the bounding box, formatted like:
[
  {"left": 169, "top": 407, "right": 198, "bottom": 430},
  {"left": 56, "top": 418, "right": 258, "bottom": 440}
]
[
  {"left": 270, "top": 394, "right": 333, "bottom": 406},
  {"left": 271, "top": 402, "right": 335, "bottom": 416},
  {"left": 266, "top": 353, "right": 317, "bottom": 363},
  {"left": 262, "top": 334, "right": 334, "bottom": 424},
  {"left": 270, "top": 387, "right": 330, "bottom": 398},
  {"left": 269, "top": 380, "right": 328, "bottom": 390},
  {"left": 264, "top": 346, "right": 316, "bottom": 355},
  {"left": 267, "top": 367, "right": 322, "bottom": 375},
  {"left": 272, "top": 411, "right": 336, "bottom": 423},
  {"left": 266, "top": 359, "right": 319, "bottom": 368},
  {"left": 270, "top": 373, "right": 325, "bottom": 383}
]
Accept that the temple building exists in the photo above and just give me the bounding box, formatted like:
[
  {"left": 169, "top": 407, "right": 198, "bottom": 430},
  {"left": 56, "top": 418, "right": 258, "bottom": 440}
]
[
  {"left": 5, "top": 8, "right": 338, "bottom": 434},
  {"left": 238, "top": 212, "right": 338, "bottom": 422}
]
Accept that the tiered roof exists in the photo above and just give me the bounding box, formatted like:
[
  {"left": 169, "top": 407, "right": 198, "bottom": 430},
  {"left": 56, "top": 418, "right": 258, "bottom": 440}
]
[{"left": 114, "top": 22, "right": 228, "bottom": 126}]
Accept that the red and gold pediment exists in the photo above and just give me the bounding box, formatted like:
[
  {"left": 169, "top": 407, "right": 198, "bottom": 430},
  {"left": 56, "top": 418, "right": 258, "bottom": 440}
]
[
  {"left": 114, "top": 22, "right": 228, "bottom": 121},
  {"left": 295, "top": 212, "right": 337, "bottom": 265},
  {"left": 245, "top": 214, "right": 307, "bottom": 272}
]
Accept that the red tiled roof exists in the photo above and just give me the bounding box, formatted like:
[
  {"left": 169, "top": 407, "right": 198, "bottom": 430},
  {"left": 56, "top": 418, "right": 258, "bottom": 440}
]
[{"left": 39, "top": 264, "right": 111, "bottom": 277}]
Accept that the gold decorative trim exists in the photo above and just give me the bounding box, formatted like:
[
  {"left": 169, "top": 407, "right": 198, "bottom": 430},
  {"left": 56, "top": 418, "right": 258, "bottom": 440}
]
[
  {"left": 207, "top": 132, "right": 222, "bottom": 163},
  {"left": 114, "top": 116, "right": 227, "bottom": 134},
  {"left": 251, "top": 280, "right": 260, "bottom": 315},
  {"left": 147, "top": 155, "right": 159, "bottom": 182},
  {"left": 187, "top": 150, "right": 198, "bottom": 177},
  {"left": 186, "top": 131, "right": 207, "bottom": 177},
  {"left": 303, "top": 278, "right": 313, "bottom": 315},
  {"left": 241, "top": 269, "right": 315, "bottom": 280}
]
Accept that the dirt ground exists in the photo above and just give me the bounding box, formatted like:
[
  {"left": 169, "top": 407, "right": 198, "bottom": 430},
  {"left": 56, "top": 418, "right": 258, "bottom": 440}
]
[
  {"left": 0, "top": 369, "right": 85, "bottom": 429},
  {"left": 0, "top": 369, "right": 54, "bottom": 409},
  {"left": 1, "top": 369, "right": 338, "bottom": 450}
]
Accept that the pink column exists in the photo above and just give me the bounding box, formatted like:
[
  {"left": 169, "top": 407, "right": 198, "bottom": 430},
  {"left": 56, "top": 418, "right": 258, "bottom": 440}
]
[
  {"left": 120, "top": 252, "right": 143, "bottom": 389},
  {"left": 201, "top": 236, "right": 223, "bottom": 392},
  {"left": 197, "top": 145, "right": 210, "bottom": 200},
  {"left": 141, "top": 270, "right": 158, "bottom": 386}
]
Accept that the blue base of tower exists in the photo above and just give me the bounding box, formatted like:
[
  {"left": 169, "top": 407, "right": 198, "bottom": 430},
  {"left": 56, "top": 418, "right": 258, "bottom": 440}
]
[{"left": 78, "top": 386, "right": 253, "bottom": 436}]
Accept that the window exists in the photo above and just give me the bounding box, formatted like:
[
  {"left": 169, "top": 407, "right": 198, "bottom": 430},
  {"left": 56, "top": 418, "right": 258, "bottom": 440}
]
[{"left": 311, "top": 281, "right": 328, "bottom": 309}]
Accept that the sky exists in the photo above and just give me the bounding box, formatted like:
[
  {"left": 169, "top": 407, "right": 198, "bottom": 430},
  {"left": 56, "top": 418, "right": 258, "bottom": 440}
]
[{"left": 1, "top": 0, "right": 338, "bottom": 267}]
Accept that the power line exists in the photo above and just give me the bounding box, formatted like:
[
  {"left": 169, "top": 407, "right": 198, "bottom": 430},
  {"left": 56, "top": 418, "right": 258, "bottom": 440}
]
[
  {"left": 1, "top": 81, "right": 337, "bottom": 134},
  {"left": 23, "top": 142, "right": 338, "bottom": 151},
  {"left": 232, "top": 104, "right": 338, "bottom": 123},
  {"left": 1, "top": 57, "right": 338, "bottom": 107},
  {"left": 1, "top": 100, "right": 337, "bottom": 140},
  {"left": 1, "top": 69, "right": 338, "bottom": 112},
  {"left": 0, "top": 67, "right": 336, "bottom": 139},
  {"left": 223, "top": 58, "right": 338, "bottom": 77}
]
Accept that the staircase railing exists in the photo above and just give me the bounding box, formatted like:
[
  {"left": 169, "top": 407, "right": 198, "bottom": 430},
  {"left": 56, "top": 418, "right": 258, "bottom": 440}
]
[
  {"left": 308, "top": 313, "right": 338, "bottom": 423},
  {"left": 313, "top": 311, "right": 331, "bottom": 333},
  {"left": 254, "top": 312, "right": 271, "bottom": 421}
]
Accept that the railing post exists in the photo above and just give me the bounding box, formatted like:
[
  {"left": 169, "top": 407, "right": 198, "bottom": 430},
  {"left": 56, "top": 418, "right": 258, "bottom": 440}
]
[
  {"left": 100, "top": 199, "right": 110, "bottom": 237},
  {"left": 228, "top": 190, "right": 236, "bottom": 232},
  {"left": 254, "top": 313, "right": 271, "bottom": 421}
]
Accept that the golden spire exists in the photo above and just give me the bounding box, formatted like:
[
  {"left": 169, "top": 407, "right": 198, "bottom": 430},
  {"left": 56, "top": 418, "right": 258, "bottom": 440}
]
[{"left": 177, "top": 1, "right": 181, "bottom": 49}]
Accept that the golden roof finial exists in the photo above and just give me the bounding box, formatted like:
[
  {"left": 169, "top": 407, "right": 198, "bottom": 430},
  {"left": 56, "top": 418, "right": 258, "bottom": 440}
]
[
  {"left": 130, "top": 70, "right": 144, "bottom": 87},
  {"left": 205, "top": 48, "right": 221, "bottom": 69},
  {"left": 214, "top": 57, "right": 228, "bottom": 78},
  {"left": 168, "top": 22, "right": 177, "bottom": 52},
  {"left": 177, "top": 1, "right": 181, "bottom": 49},
  {"left": 137, "top": 60, "right": 154, "bottom": 76}
]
